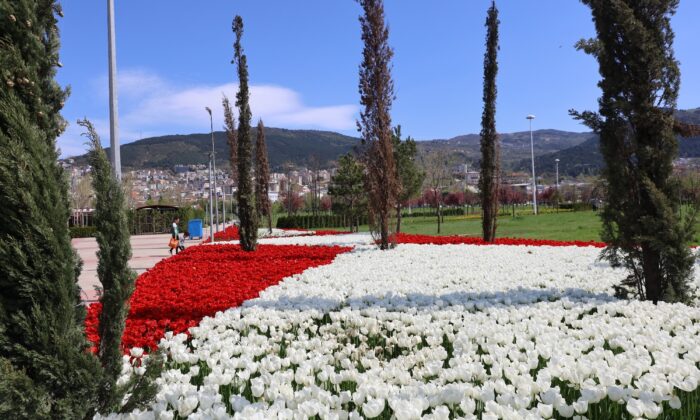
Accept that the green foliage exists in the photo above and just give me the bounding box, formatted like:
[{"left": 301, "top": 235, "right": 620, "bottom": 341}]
[
  {"left": 479, "top": 1, "right": 500, "bottom": 242},
  {"left": 81, "top": 119, "right": 151, "bottom": 413},
  {"left": 0, "top": 357, "right": 51, "bottom": 418},
  {"left": 402, "top": 207, "right": 466, "bottom": 218},
  {"left": 70, "top": 225, "right": 98, "bottom": 238},
  {"left": 116, "top": 352, "right": 165, "bottom": 414},
  {"left": 0, "top": 2, "right": 102, "bottom": 417},
  {"left": 393, "top": 126, "right": 423, "bottom": 204},
  {"left": 232, "top": 15, "right": 258, "bottom": 251},
  {"left": 393, "top": 126, "right": 424, "bottom": 233},
  {"left": 328, "top": 154, "right": 368, "bottom": 231},
  {"left": 276, "top": 214, "right": 369, "bottom": 230},
  {"left": 576, "top": 0, "right": 696, "bottom": 303}
]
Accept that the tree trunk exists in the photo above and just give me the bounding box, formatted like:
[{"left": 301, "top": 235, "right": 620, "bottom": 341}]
[
  {"left": 437, "top": 206, "right": 441, "bottom": 234},
  {"left": 642, "top": 244, "right": 662, "bottom": 304},
  {"left": 396, "top": 204, "right": 402, "bottom": 234}
]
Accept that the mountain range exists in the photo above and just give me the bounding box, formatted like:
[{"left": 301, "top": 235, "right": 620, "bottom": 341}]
[
  {"left": 71, "top": 108, "right": 700, "bottom": 175},
  {"left": 514, "top": 108, "right": 700, "bottom": 176}
]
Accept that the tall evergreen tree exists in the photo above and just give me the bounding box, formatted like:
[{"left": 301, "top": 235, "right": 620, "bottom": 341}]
[
  {"left": 573, "top": 0, "right": 695, "bottom": 303},
  {"left": 222, "top": 94, "right": 238, "bottom": 186},
  {"left": 392, "top": 126, "right": 423, "bottom": 234},
  {"left": 0, "top": 1, "right": 102, "bottom": 417},
  {"left": 255, "top": 119, "right": 272, "bottom": 233},
  {"left": 232, "top": 15, "right": 257, "bottom": 251},
  {"left": 80, "top": 119, "right": 138, "bottom": 413},
  {"left": 479, "top": 1, "right": 500, "bottom": 242},
  {"left": 357, "top": 0, "right": 398, "bottom": 249},
  {"left": 357, "top": 0, "right": 398, "bottom": 250}
]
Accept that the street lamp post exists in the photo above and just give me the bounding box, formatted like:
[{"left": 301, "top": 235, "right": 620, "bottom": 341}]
[
  {"left": 205, "top": 107, "right": 219, "bottom": 232},
  {"left": 527, "top": 114, "right": 538, "bottom": 215},
  {"left": 222, "top": 188, "right": 226, "bottom": 229},
  {"left": 555, "top": 158, "right": 560, "bottom": 213},
  {"left": 208, "top": 154, "right": 214, "bottom": 242},
  {"left": 107, "top": 0, "right": 121, "bottom": 180}
]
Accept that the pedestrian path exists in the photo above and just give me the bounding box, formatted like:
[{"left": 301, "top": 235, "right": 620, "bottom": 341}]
[{"left": 72, "top": 223, "right": 231, "bottom": 303}]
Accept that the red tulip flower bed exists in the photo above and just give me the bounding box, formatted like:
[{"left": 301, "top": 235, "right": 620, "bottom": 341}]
[
  {"left": 283, "top": 229, "right": 354, "bottom": 236},
  {"left": 395, "top": 233, "right": 605, "bottom": 248},
  {"left": 204, "top": 226, "right": 352, "bottom": 243},
  {"left": 204, "top": 225, "right": 240, "bottom": 242},
  {"left": 85, "top": 244, "right": 351, "bottom": 352}
]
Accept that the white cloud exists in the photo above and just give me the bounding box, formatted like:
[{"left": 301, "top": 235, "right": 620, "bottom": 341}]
[{"left": 59, "top": 69, "right": 358, "bottom": 157}]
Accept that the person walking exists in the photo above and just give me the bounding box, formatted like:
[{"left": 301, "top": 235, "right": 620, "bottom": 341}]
[{"left": 169, "top": 217, "right": 180, "bottom": 255}]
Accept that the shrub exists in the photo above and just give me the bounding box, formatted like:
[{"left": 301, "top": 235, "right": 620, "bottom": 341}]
[{"left": 69, "top": 226, "right": 98, "bottom": 238}]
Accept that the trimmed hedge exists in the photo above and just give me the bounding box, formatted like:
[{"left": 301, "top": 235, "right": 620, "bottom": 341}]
[
  {"left": 558, "top": 202, "right": 593, "bottom": 211},
  {"left": 69, "top": 226, "right": 97, "bottom": 238},
  {"left": 401, "top": 207, "right": 465, "bottom": 218},
  {"left": 276, "top": 214, "right": 369, "bottom": 229}
]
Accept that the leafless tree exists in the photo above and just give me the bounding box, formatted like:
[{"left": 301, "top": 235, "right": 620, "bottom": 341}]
[{"left": 422, "top": 150, "right": 453, "bottom": 234}]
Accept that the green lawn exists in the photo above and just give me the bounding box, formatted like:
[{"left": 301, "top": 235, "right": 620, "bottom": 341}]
[
  {"left": 309, "top": 209, "right": 700, "bottom": 243},
  {"left": 398, "top": 210, "right": 603, "bottom": 241}
]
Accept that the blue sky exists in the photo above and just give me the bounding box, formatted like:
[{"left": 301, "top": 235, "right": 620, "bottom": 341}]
[{"left": 56, "top": 1, "right": 700, "bottom": 157}]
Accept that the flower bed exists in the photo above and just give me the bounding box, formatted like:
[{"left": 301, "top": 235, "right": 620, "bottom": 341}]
[
  {"left": 204, "top": 226, "right": 353, "bottom": 243},
  {"left": 395, "top": 233, "right": 606, "bottom": 248},
  {"left": 204, "top": 225, "right": 240, "bottom": 242},
  {"left": 104, "top": 243, "right": 700, "bottom": 419},
  {"left": 85, "top": 244, "right": 351, "bottom": 351}
]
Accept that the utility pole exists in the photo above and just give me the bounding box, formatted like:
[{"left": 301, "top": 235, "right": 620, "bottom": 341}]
[
  {"left": 208, "top": 155, "right": 214, "bottom": 242},
  {"left": 527, "top": 114, "right": 538, "bottom": 215},
  {"left": 107, "top": 0, "right": 121, "bottom": 180},
  {"left": 205, "top": 107, "right": 219, "bottom": 232},
  {"left": 555, "top": 158, "right": 560, "bottom": 213}
]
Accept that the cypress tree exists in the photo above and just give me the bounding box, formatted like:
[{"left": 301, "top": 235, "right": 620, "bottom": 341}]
[
  {"left": 255, "top": 119, "right": 272, "bottom": 233},
  {"left": 573, "top": 0, "right": 695, "bottom": 303},
  {"left": 80, "top": 119, "right": 137, "bottom": 413},
  {"left": 357, "top": 0, "right": 399, "bottom": 250},
  {"left": 479, "top": 1, "right": 500, "bottom": 242},
  {"left": 231, "top": 15, "right": 257, "bottom": 251},
  {"left": 0, "top": 1, "right": 102, "bottom": 417}
]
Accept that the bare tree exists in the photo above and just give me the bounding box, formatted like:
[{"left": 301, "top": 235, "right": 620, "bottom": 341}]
[
  {"left": 222, "top": 94, "right": 238, "bottom": 186},
  {"left": 282, "top": 161, "right": 296, "bottom": 218},
  {"left": 254, "top": 120, "right": 272, "bottom": 233},
  {"left": 71, "top": 174, "right": 94, "bottom": 211},
  {"left": 309, "top": 155, "right": 321, "bottom": 216},
  {"left": 422, "top": 151, "right": 453, "bottom": 234}
]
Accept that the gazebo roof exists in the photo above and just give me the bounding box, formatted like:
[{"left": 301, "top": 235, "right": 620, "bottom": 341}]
[{"left": 135, "top": 204, "right": 179, "bottom": 211}]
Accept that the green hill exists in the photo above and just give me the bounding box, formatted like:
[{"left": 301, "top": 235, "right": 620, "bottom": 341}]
[
  {"left": 514, "top": 108, "right": 700, "bottom": 176},
  {"left": 418, "top": 129, "right": 592, "bottom": 168},
  {"left": 71, "top": 108, "right": 699, "bottom": 173},
  {"left": 72, "top": 127, "right": 361, "bottom": 170}
]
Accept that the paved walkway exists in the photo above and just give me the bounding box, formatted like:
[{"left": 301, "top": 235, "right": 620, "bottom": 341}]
[
  {"left": 73, "top": 234, "right": 176, "bottom": 302},
  {"left": 72, "top": 224, "right": 229, "bottom": 302}
]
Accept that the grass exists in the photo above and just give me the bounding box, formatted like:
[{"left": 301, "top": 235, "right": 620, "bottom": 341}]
[
  {"left": 304, "top": 209, "right": 700, "bottom": 244},
  {"left": 399, "top": 210, "right": 603, "bottom": 241}
]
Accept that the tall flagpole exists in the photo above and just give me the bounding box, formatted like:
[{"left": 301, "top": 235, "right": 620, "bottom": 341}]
[{"left": 108, "top": 0, "right": 121, "bottom": 180}]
